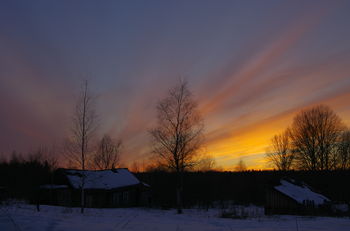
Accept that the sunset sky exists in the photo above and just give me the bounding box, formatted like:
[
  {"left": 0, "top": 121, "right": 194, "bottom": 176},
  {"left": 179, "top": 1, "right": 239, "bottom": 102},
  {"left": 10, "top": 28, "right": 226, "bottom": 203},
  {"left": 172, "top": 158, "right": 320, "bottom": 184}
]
[{"left": 1, "top": 0, "right": 350, "bottom": 170}]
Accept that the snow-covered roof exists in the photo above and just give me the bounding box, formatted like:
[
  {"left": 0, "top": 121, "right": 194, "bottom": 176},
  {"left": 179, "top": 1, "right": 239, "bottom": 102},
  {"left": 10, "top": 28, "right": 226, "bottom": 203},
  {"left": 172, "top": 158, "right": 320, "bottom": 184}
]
[
  {"left": 274, "top": 179, "right": 329, "bottom": 206},
  {"left": 142, "top": 182, "right": 150, "bottom": 187},
  {"left": 64, "top": 169, "right": 140, "bottom": 190},
  {"left": 40, "top": 184, "right": 68, "bottom": 189}
]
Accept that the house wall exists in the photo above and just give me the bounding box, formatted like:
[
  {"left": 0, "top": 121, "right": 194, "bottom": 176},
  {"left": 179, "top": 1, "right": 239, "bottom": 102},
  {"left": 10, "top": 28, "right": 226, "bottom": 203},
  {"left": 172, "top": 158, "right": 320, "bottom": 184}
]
[
  {"left": 265, "top": 188, "right": 300, "bottom": 215},
  {"left": 109, "top": 188, "right": 137, "bottom": 207},
  {"left": 265, "top": 188, "right": 331, "bottom": 215},
  {"left": 39, "top": 188, "right": 72, "bottom": 206},
  {"left": 40, "top": 169, "right": 152, "bottom": 208},
  {"left": 138, "top": 187, "right": 152, "bottom": 207},
  {"left": 67, "top": 185, "right": 144, "bottom": 208},
  {"left": 56, "top": 189, "right": 71, "bottom": 206}
]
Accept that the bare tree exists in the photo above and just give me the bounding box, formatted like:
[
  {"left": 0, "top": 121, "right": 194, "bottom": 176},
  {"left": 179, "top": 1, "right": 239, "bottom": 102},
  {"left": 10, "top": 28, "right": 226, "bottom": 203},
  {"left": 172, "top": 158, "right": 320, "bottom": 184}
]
[
  {"left": 143, "top": 157, "right": 169, "bottom": 172},
  {"left": 65, "top": 80, "right": 97, "bottom": 213},
  {"left": 150, "top": 80, "right": 204, "bottom": 214},
  {"left": 266, "top": 129, "right": 294, "bottom": 171},
  {"left": 92, "top": 134, "right": 121, "bottom": 170},
  {"left": 234, "top": 159, "right": 247, "bottom": 172},
  {"left": 129, "top": 160, "right": 141, "bottom": 173},
  {"left": 31, "top": 146, "right": 59, "bottom": 171},
  {"left": 9, "top": 151, "right": 24, "bottom": 164},
  {"left": 289, "top": 105, "right": 344, "bottom": 170},
  {"left": 337, "top": 130, "right": 350, "bottom": 170},
  {"left": 193, "top": 154, "right": 217, "bottom": 172}
]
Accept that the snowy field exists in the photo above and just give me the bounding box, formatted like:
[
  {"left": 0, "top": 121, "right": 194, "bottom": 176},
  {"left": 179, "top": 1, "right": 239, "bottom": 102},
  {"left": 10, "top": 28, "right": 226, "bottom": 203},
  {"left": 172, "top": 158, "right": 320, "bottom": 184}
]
[{"left": 1, "top": 203, "right": 349, "bottom": 231}]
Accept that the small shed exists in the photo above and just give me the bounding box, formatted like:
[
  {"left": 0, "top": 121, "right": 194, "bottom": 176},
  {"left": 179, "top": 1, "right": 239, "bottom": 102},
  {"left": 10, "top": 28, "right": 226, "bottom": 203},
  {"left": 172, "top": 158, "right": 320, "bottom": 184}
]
[
  {"left": 265, "top": 178, "right": 330, "bottom": 215},
  {"left": 40, "top": 168, "right": 151, "bottom": 208}
]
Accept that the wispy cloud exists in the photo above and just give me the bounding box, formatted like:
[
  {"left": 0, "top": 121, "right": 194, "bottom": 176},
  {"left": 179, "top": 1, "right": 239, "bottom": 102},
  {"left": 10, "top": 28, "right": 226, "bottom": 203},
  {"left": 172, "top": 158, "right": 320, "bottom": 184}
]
[{"left": 0, "top": 1, "right": 349, "bottom": 170}]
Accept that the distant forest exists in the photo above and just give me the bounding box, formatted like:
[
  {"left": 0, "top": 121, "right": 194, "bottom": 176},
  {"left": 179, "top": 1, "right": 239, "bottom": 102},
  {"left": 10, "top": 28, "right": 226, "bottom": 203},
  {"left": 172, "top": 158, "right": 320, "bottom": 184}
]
[
  {"left": 1, "top": 156, "right": 349, "bottom": 208},
  {"left": 137, "top": 170, "right": 350, "bottom": 208}
]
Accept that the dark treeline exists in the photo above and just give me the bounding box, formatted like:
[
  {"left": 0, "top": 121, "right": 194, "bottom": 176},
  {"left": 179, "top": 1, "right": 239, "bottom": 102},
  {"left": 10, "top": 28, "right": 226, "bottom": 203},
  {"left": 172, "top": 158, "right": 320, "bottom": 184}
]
[
  {"left": 137, "top": 170, "right": 350, "bottom": 208},
  {"left": 0, "top": 151, "right": 55, "bottom": 202},
  {"left": 1, "top": 154, "right": 350, "bottom": 209}
]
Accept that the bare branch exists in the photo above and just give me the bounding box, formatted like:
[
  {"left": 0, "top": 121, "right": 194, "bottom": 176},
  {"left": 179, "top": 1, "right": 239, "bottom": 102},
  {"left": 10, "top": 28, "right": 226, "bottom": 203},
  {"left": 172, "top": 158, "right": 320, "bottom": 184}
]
[
  {"left": 149, "top": 80, "right": 204, "bottom": 214},
  {"left": 91, "top": 134, "right": 122, "bottom": 170},
  {"left": 289, "top": 105, "right": 344, "bottom": 170},
  {"left": 266, "top": 128, "right": 294, "bottom": 171}
]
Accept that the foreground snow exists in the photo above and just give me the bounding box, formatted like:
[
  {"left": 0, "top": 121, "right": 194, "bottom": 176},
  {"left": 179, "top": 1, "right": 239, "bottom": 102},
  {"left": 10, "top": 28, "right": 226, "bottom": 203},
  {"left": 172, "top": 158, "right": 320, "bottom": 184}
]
[{"left": 1, "top": 204, "right": 349, "bottom": 231}]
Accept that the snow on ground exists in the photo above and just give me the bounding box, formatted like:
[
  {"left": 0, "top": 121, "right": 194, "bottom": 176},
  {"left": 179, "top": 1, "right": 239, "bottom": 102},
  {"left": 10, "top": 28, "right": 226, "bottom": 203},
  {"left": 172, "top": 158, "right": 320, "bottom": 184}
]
[{"left": 1, "top": 203, "right": 349, "bottom": 231}]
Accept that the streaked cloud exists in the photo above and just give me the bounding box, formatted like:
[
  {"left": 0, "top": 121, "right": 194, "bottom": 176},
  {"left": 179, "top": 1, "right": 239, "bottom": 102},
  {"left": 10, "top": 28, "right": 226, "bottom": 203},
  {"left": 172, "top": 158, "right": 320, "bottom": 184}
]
[{"left": 0, "top": 0, "right": 349, "bottom": 170}]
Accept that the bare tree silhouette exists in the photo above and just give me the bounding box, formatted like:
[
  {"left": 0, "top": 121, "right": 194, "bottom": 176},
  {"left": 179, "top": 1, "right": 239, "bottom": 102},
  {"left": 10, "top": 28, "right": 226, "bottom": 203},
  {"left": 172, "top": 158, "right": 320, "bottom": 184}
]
[
  {"left": 92, "top": 134, "right": 121, "bottom": 170},
  {"left": 266, "top": 129, "right": 294, "bottom": 171},
  {"left": 150, "top": 80, "right": 204, "bottom": 214},
  {"left": 193, "top": 154, "right": 217, "bottom": 172},
  {"left": 290, "top": 105, "right": 344, "bottom": 170},
  {"left": 64, "top": 80, "right": 98, "bottom": 213},
  {"left": 337, "top": 129, "right": 350, "bottom": 170},
  {"left": 234, "top": 159, "right": 247, "bottom": 172}
]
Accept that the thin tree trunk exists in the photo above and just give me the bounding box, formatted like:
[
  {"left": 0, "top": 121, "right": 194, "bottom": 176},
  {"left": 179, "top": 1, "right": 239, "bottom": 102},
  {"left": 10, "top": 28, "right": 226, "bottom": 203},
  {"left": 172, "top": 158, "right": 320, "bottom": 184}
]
[
  {"left": 81, "top": 150, "right": 85, "bottom": 213},
  {"left": 81, "top": 83, "right": 87, "bottom": 214},
  {"left": 81, "top": 180, "right": 85, "bottom": 213},
  {"left": 176, "top": 186, "right": 182, "bottom": 214},
  {"left": 81, "top": 144, "right": 85, "bottom": 213},
  {"left": 176, "top": 170, "right": 183, "bottom": 214}
]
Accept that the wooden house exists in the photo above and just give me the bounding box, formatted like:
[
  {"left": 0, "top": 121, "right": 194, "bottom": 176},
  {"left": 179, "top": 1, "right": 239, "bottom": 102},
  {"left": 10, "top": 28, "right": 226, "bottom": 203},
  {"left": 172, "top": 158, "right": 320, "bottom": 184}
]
[
  {"left": 40, "top": 168, "right": 151, "bottom": 208},
  {"left": 265, "top": 178, "right": 330, "bottom": 215}
]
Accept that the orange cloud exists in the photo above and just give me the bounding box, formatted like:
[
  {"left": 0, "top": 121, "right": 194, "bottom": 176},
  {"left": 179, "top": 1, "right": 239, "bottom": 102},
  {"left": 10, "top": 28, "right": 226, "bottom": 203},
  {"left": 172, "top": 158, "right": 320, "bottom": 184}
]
[
  {"left": 204, "top": 88, "right": 350, "bottom": 170},
  {"left": 199, "top": 6, "right": 330, "bottom": 117}
]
